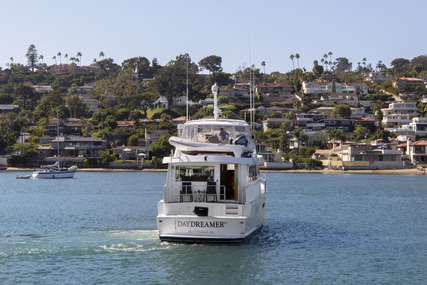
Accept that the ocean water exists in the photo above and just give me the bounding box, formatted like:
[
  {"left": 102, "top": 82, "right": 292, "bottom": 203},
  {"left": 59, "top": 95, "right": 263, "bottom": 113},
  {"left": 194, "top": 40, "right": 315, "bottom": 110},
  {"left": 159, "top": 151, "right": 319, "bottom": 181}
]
[{"left": 0, "top": 171, "right": 426, "bottom": 284}]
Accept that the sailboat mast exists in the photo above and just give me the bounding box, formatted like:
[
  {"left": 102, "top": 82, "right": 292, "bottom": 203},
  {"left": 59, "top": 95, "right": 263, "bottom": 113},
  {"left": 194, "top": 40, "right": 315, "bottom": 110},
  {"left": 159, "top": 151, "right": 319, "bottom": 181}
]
[{"left": 57, "top": 109, "right": 60, "bottom": 165}]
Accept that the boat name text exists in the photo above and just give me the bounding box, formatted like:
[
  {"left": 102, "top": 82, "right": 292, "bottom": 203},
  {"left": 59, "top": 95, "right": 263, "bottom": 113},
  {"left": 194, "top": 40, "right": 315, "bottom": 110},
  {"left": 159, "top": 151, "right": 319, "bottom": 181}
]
[{"left": 177, "top": 221, "right": 226, "bottom": 228}]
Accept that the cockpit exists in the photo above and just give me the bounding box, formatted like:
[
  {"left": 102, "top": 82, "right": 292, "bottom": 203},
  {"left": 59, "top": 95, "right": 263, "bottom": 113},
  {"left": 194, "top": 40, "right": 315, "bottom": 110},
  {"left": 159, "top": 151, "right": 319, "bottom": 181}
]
[{"left": 177, "top": 123, "right": 251, "bottom": 145}]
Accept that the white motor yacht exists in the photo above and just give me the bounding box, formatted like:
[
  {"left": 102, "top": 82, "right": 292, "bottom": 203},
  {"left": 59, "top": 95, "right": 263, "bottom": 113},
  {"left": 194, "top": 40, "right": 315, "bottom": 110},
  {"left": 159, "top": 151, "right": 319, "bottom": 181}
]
[{"left": 156, "top": 85, "right": 267, "bottom": 242}]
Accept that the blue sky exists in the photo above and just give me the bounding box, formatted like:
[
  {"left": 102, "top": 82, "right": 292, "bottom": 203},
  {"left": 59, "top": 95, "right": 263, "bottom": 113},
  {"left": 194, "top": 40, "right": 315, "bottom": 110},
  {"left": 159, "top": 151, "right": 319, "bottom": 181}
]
[{"left": 1, "top": 0, "right": 426, "bottom": 74}]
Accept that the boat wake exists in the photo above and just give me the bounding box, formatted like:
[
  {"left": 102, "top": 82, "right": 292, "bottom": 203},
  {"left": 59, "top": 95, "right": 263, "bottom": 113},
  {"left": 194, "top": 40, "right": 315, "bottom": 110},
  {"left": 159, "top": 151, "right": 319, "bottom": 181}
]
[{"left": 0, "top": 229, "right": 170, "bottom": 257}]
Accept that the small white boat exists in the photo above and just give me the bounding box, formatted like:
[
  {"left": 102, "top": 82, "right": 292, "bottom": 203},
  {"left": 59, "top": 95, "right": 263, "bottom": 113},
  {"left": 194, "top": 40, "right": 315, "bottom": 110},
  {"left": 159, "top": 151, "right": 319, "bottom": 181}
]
[
  {"left": 15, "top": 175, "right": 31, "bottom": 179},
  {"left": 32, "top": 162, "right": 76, "bottom": 179}
]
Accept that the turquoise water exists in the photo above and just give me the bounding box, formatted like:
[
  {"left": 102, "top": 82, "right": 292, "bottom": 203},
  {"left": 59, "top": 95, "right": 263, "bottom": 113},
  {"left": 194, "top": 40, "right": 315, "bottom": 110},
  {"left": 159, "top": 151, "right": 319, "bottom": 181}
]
[{"left": 1, "top": 171, "right": 426, "bottom": 284}]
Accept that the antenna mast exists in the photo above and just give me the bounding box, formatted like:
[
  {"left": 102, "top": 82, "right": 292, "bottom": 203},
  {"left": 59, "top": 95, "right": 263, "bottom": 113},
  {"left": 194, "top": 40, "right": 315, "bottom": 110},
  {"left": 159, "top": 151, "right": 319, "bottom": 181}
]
[{"left": 186, "top": 56, "right": 189, "bottom": 121}]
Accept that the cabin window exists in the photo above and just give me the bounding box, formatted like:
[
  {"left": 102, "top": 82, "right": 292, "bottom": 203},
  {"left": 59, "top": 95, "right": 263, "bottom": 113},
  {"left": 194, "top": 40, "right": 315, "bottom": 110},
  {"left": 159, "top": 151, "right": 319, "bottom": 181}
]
[
  {"left": 248, "top": 165, "right": 260, "bottom": 182},
  {"left": 176, "top": 166, "right": 214, "bottom": 182}
]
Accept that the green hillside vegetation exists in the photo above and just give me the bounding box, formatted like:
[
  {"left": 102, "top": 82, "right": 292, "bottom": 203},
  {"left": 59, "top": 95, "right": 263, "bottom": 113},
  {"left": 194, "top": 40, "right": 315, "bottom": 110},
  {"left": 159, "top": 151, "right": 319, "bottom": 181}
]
[{"left": 1, "top": 45, "right": 427, "bottom": 165}]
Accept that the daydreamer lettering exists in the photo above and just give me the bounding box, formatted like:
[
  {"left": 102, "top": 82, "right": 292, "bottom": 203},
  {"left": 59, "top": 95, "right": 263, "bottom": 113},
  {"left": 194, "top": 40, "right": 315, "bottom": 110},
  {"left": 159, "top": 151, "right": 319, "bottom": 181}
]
[{"left": 177, "top": 221, "right": 226, "bottom": 228}]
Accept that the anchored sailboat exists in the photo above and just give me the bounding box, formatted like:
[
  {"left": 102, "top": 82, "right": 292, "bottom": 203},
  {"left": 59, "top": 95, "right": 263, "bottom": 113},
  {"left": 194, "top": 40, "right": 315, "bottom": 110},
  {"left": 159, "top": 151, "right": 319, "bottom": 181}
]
[{"left": 33, "top": 110, "right": 77, "bottom": 179}]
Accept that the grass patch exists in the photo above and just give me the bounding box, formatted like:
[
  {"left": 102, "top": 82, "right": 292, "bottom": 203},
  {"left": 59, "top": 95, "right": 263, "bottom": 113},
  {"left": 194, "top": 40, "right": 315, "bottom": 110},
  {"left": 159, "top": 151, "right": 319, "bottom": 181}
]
[{"left": 146, "top": 108, "right": 164, "bottom": 119}]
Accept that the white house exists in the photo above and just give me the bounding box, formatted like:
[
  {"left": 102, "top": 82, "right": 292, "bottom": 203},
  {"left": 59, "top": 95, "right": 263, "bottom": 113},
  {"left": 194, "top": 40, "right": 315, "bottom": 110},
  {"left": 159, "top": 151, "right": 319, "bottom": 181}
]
[
  {"left": 303, "top": 80, "right": 368, "bottom": 95},
  {"left": 173, "top": 96, "right": 195, "bottom": 106},
  {"left": 385, "top": 117, "right": 427, "bottom": 135},
  {"left": 381, "top": 102, "right": 418, "bottom": 127},
  {"left": 314, "top": 93, "right": 359, "bottom": 106},
  {"left": 330, "top": 142, "right": 406, "bottom": 169},
  {"left": 80, "top": 95, "right": 99, "bottom": 112},
  {"left": 398, "top": 139, "right": 427, "bottom": 164},
  {"left": 153, "top": 96, "right": 168, "bottom": 109},
  {"left": 32, "top": 85, "right": 52, "bottom": 92}
]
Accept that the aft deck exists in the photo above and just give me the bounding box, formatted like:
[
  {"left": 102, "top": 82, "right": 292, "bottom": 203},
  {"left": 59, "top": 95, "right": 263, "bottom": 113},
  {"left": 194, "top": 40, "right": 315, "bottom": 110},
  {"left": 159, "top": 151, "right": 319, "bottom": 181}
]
[{"left": 163, "top": 181, "right": 236, "bottom": 204}]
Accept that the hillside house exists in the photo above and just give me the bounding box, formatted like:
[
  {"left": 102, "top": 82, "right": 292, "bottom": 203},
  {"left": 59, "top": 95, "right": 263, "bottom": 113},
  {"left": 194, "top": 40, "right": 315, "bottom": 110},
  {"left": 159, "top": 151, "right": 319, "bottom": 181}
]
[
  {"left": 364, "top": 71, "right": 390, "bottom": 84},
  {"left": 0, "top": 104, "right": 19, "bottom": 114},
  {"left": 303, "top": 80, "right": 368, "bottom": 95},
  {"left": 79, "top": 95, "right": 99, "bottom": 112},
  {"left": 398, "top": 139, "right": 427, "bottom": 164},
  {"left": 46, "top": 118, "right": 82, "bottom": 136},
  {"left": 256, "top": 82, "right": 293, "bottom": 106},
  {"left": 381, "top": 101, "right": 418, "bottom": 127},
  {"left": 385, "top": 117, "right": 427, "bottom": 136},
  {"left": 392, "top": 77, "right": 424, "bottom": 91},
  {"left": 315, "top": 93, "right": 359, "bottom": 106},
  {"left": 145, "top": 129, "right": 169, "bottom": 144},
  {"left": 327, "top": 142, "right": 405, "bottom": 170},
  {"left": 37, "top": 136, "right": 106, "bottom": 157},
  {"left": 322, "top": 117, "right": 353, "bottom": 132},
  {"left": 296, "top": 112, "right": 326, "bottom": 130}
]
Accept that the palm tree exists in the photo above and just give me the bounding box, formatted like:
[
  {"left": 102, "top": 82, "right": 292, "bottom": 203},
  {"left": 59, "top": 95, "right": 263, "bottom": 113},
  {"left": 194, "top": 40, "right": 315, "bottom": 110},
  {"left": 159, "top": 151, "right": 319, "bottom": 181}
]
[
  {"left": 323, "top": 54, "right": 328, "bottom": 71},
  {"left": 39, "top": 55, "right": 44, "bottom": 64},
  {"left": 64, "top": 53, "right": 68, "bottom": 64},
  {"left": 295, "top": 53, "right": 300, "bottom": 69},
  {"left": 328, "top": 51, "right": 333, "bottom": 62},
  {"left": 376, "top": 60, "right": 383, "bottom": 71},
  {"left": 77, "top": 52, "right": 82, "bottom": 66},
  {"left": 57, "top": 52, "right": 61, "bottom": 64},
  {"left": 52, "top": 56, "right": 57, "bottom": 65},
  {"left": 10, "top": 57, "right": 13, "bottom": 65},
  {"left": 290, "top": 54, "right": 295, "bottom": 70},
  {"left": 261, "top": 61, "right": 266, "bottom": 76},
  {"left": 99, "top": 51, "right": 104, "bottom": 60}
]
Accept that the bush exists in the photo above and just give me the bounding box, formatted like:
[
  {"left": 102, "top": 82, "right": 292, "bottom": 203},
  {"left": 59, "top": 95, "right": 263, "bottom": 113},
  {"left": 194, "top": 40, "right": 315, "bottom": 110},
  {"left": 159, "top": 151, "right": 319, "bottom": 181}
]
[
  {"left": 302, "top": 158, "right": 323, "bottom": 167},
  {"left": 151, "top": 156, "right": 163, "bottom": 168}
]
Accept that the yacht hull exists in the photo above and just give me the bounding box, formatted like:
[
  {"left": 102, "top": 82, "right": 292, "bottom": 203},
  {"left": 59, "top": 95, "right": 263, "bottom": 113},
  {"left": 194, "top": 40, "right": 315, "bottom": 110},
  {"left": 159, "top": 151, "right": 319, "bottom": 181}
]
[
  {"left": 157, "top": 199, "right": 266, "bottom": 243},
  {"left": 32, "top": 170, "right": 76, "bottom": 179}
]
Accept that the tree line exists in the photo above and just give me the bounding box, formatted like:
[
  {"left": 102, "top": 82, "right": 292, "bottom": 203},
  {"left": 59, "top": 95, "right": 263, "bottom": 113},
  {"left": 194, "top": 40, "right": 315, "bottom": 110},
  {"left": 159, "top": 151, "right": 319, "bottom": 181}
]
[{"left": 1, "top": 44, "right": 427, "bottom": 159}]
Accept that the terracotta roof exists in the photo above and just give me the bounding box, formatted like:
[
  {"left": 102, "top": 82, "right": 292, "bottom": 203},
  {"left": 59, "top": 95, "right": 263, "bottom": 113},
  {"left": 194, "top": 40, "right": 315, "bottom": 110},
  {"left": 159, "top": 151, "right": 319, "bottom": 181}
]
[
  {"left": 172, "top": 116, "right": 186, "bottom": 122},
  {"left": 116, "top": 120, "right": 135, "bottom": 127},
  {"left": 315, "top": 149, "right": 332, "bottom": 154},
  {"left": 355, "top": 117, "right": 375, "bottom": 121},
  {"left": 257, "top": 82, "right": 291, "bottom": 88},
  {"left": 411, "top": 140, "right": 427, "bottom": 146},
  {"left": 399, "top": 77, "right": 423, "bottom": 82},
  {"left": 398, "top": 140, "right": 427, "bottom": 147}
]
